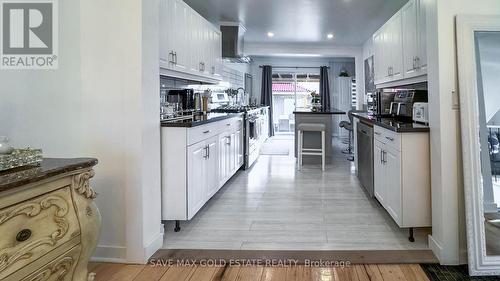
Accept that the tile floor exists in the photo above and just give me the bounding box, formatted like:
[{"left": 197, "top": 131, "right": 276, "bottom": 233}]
[{"left": 163, "top": 135, "right": 431, "bottom": 250}]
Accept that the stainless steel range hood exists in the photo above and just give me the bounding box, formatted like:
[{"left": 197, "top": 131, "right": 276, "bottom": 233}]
[{"left": 220, "top": 22, "right": 250, "bottom": 63}]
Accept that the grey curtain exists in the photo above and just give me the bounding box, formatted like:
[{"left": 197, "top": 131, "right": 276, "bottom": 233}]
[
  {"left": 319, "top": 66, "right": 331, "bottom": 110},
  {"left": 260, "top": 65, "right": 274, "bottom": 136}
]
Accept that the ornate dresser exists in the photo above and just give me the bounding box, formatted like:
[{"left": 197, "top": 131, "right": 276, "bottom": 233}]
[{"left": 0, "top": 158, "right": 100, "bottom": 281}]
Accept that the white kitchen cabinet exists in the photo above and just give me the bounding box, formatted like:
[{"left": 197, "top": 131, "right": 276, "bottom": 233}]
[
  {"left": 373, "top": 125, "right": 431, "bottom": 232},
  {"left": 162, "top": 116, "right": 244, "bottom": 225},
  {"left": 187, "top": 140, "right": 208, "bottom": 219},
  {"left": 159, "top": 0, "right": 222, "bottom": 83},
  {"left": 373, "top": 0, "right": 427, "bottom": 86},
  {"left": 373, "top": 141, "right": 386, "bottom": 206},
  {"left": 402, "top": 0, "right": 428, "bottom": 79}
]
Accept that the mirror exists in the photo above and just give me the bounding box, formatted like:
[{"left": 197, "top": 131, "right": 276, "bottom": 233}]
[{"left": 457, "top": 15, "right": 500, "bottom": 276}]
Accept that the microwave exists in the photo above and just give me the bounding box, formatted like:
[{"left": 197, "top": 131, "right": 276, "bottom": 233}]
[{"left": 413, "top": 102, "right": 429, "bottom": 124}]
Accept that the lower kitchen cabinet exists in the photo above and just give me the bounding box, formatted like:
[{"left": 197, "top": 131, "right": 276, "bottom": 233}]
[
  {"left": 373, "top": 125, "right": 431, "bottom": 229},
  {"left": 161, "top": 116, "right": 244, "bottom": 222},
  {"left": 187, "top": 135, "right": 219, "bottom": 218}
]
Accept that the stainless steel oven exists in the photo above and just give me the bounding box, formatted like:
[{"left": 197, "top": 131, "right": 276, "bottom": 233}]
[{"left": 245, "top": 108, "right": 263, "bottom": 169}]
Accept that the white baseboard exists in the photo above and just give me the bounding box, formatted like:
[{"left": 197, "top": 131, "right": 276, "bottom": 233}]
[
  {"left": 428, "top": 234, "right": 442, "bottom": 262},
  {"left": 144, "top": 232, "right": 164, "bottom": 260},
  {"left": 91, "top": 231, "right": 163, "bottom": 264},
  {"left": 91, "top": 244, "right": 127, "bottom": 263}
]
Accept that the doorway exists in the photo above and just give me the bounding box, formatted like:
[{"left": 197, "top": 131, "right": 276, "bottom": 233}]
[{"left": 271, "top": 71, "right": 320, "bottom": 135}]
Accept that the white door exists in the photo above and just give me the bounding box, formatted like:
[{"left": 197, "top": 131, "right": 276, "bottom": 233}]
[
  {"left": 374, "top": 141, "right": 386, "bottom": 206},
  {"left": 373, "top": 30, "right": 385, "bottom": 84},
  {"left": 384, "top": 148, "right": 402, "bottom": 225},
  {"left": 206, "top": 136, "right": 219, "bottom": 198},
  {"left": 229, "top": 132, "right": 236, "bottom": 174},
  {"left": 417, "top": 0, "right": 428, "bottom": 73},
  {"left": 402, "top": 0, "right": 419, "bottom": 78},
  {"left": 187, "top": 141, "right": 207, "bottom": 219}
]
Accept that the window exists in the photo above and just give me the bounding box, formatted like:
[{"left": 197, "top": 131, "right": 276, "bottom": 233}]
[{"left": 271, "top": 72, "right": 320, "bottom": 134}]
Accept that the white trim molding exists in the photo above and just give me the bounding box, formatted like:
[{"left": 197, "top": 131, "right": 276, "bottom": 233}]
[{"left": 456, "top": 14, "right": 500, "bottom": 276}]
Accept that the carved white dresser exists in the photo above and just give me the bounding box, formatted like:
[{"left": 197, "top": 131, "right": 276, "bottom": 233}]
[{"left": 0, "top": 158, "right": 101, "bottom": 281}]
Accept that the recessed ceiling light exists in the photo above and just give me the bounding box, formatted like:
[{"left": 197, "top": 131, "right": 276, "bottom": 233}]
[
  {"left": 267, "top": 32, "right": 274, "bottom": 38},
  {"left": 327, "top": 33, "right": 334, "bottom": 39}
]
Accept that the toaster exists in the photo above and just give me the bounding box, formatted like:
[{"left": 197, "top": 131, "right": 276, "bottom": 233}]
[{"left": 413, "top": 102, "right": 429, "bottom": 124}]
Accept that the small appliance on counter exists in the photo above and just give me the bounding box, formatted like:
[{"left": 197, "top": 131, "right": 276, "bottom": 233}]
[
  {"left": 166, "top": 89, "right": 196, "bottom": 112},
  {"left": 373, "top": 90, "right": 396, "bottom": 116},
  {"left": 389, "top": 90, "right": 428, "bottom": 120},
  {"left": 413, "top": 102, "right": 429, "bottom": 125}
]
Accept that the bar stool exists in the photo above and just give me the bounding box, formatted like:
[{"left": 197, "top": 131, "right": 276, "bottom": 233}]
[{"left": 297, "top": 123, "right": 326, "bottom": 171}]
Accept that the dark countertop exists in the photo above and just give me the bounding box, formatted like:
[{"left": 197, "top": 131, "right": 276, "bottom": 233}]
[
  {"left": 0, "top": 158, "right": 98, "bottom": 193},
  {"left": 293, "top": 107, "right": 346, "bottom": 115},
  {"left": 352, "top": 112, "right": 430, "bottom": 133},
  {"left": 161, "top": 112, "right": 244, "bottom": 128}
]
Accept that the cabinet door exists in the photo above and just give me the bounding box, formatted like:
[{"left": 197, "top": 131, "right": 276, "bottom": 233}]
[
  {"left": 417, "top": 0, "right": 428, "bottom": 73},
  {"left": 187, "top": 141, "right": 207, "bottom": 219},
  {"left": 187, "top": 9, "right": 199, "bottom": 73},
  {"left": 373, "top": 141, "right": 386, "bottom": 206},
  {"left": 385, "top": 148, "right": 402, "bottom": 226},
  {"left": 235, "top": 128, "right": 244, "bottom": 167},
  {"left": 229, "top": 132, "right": 237, "bottom": 174},
  {"left": 218, "top": 133, "right": 229, "bottom": 185},
  {"left": 172, "top": 0, "right": 188, "bottom": 71},
  {"left": 213, "top": 31, "right": 222, "bottom": 78},
  {"left": 206, "top": 136, "right": 219, "bottom": 198},
  {"left": 160, "top": 0, "right": 175, "bottom": 68},
  {"left": 389, "top": 11, "right": 404, "bottom": 81},
  {"left": 373, "top": 30, "right": 384, "bottom": 84},
  {"left": 402, "top": 0, "right": 419, "bottom": 78}
]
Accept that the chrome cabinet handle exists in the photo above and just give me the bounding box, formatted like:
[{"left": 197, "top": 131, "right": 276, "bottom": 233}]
[
  {"left": 386, "top": 136, "right": 395, "bottom": 141},
  {"left": 203, "top": 130, "right": 210, "bottom": 134},
  {"left": 375, "top": 131, "right": 381, "bottom": 135}
]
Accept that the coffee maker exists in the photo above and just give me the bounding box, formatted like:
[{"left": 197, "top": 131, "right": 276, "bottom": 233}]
[
  {"left": 166, "top": 89, "right": 196, "bottom": 112},
  {"left": 389, "top": 90, "right": 428, "bottom": 120},
  {"left": 373, "top": 90, "right": 396, "bottom": 117}
]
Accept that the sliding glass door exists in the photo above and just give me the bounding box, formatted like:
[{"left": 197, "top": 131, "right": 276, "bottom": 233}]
[{"left": 271, "top": 71, "right": 320, "bottom": 134}]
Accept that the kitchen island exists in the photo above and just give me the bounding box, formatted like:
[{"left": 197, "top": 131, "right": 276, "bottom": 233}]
[{"left": 293, "top": 108, "right": 346, "bottom": 164}]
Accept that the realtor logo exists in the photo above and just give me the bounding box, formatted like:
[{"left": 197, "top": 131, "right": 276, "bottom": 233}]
[{"left": 1, "top": 0, "right": 58, "bottom": 69}]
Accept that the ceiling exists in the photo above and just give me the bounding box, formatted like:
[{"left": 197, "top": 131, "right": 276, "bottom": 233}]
[{"left": 184, "top": 0, "right": 409, "bottom": 45}]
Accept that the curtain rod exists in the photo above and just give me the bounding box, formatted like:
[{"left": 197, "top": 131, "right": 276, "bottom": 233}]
[{"left": 259, "top": 66, "right": 330, "bottom": 69}]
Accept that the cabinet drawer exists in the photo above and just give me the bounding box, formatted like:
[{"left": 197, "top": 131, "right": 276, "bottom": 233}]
[
  {"left": 187, "top": 122, "right": 219, "bottom": 145},
  {"left": 0, "top": 187, "right": 80, "bottom": 279},
  {"left": 218, "top": 116, "right": 243, "bottom": 132},
  {"left": 19, "top": 245, "right": 81, "bottom": 281},
  {"left": 374, "top": 126, "right": 401, "bottom": 151}
]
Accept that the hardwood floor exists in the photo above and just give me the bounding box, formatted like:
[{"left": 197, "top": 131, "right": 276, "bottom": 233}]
[
  {"left": 89, "top": 262, "right": 431, "bottom": 281},
  {"left": 163, "top": 136, "right": 431, "bottom": 251}
]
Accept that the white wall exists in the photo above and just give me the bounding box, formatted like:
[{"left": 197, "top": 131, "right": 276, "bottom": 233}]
[
  {"left": 426, "top": 0, "right": 500, "bottom": 265},
  {"left": 0, "top": 0, "right": 163, "bottom": 263},
  {"left": 80, "top": 0, "right": 163, "bottom": 263}
]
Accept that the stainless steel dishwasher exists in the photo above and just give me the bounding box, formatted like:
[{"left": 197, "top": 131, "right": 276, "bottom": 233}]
[{"left": 357, "top": 121, "right": 374, "bottom": 197}]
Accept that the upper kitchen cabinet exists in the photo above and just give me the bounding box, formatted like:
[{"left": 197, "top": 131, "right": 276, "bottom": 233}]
[
  {"left": 373, "top": 11, "right": 403, "bottom": 85},
  {"left": 159, "top": 0, "right": 222, "bottom": 84},
  {"left": 373, "top": 0, "right": 428, "bottom": 86},
  {"left": 402, "top": 0, "right": 428, "bottom": 79}
]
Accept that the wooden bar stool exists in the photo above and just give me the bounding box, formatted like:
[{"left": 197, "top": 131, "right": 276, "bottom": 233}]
[{"left": 297, "top": 123, "right": 326, "bottom": 171}]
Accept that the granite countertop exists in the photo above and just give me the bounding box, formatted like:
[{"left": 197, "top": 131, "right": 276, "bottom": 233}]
[
  {"left": 293, "top": 107, "right": 346, "bottom": 115},
  {"left": 161, "top": 112, "right": 243, "bottom": 128},
  {"left": 0, "top": 158, "right": 98, "bottom": 193},
  {"left": 352, "top": 112, "right": 430, "bottom": 133}
]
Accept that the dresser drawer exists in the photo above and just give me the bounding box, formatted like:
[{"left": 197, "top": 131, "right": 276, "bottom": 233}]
[
  {"left": 187, "top": 122, "right": 220, "bottom": 145},
  {"left": 19, "top": 245, "right": 81, "bottom": 281},
  {"left": 0, "top": 187, "right": 81, "bottom": 279},
  {"left": 374, "top": 125, "right": 401, "bottom": 151}
]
